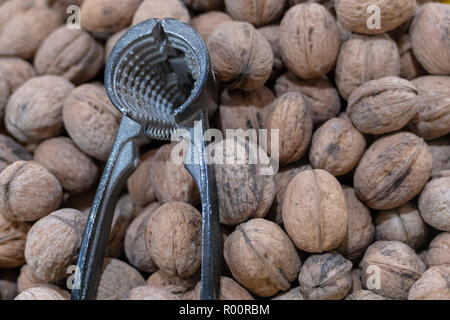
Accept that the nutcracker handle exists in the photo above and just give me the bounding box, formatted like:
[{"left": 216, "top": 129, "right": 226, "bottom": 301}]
[{"left": 71, "top": 116, "right": 149, "bottom": 300}]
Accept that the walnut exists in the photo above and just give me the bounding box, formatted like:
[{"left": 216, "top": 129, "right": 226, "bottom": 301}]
[
  {"left": 274, "top": 72, "right": 341, "bottom": 127},
  {"left": 299, "top": 253, "right": 352, "bottom": 300},
  {"left": 224, "top": 218, "right": 301, "bottom": 297},
  {"left": 408, "top": 266, "right": 450, "bottom": 300},
  {"left": 335, "top": 34, "right": 400, "bottom": 101},
  {"left": 360, "top": 241, "right": 426, "bottom": 300},
  {"left": 208, "top": 21, "right": 273, "bottom": 91},
  {"left": 63, "top": 83, "right": 121, "bottom": 161},
  {"left": 419, "top": 175, "right": 450, "bottom": 232},
  {"left": 183, "top": 0, "right": 224, "bottom": 12},
  {"left": 257, "top": 25, "right": 285, "bottom": 79},
  {"left": 191, "top": 11, "right": 232, "bottom": 42},
  {"left": 345, "top": 290, "right": 386, "bottom": 300},
  {"left": 280, "top": 3, "right": 340, "bottom": 79},
  {"left": 34, "top": 137, "right": 98, "bottom": 194},
  {"left": 282, "top": 168, "right": 347, "bottom": 253},
  {"left": 150, "top": 142, "right": 199, "bottom": 206},
  {"left": 127, "top": 285, "right": 179, "bottom": 300},
  {"left": 218, "top": 86, "right": 275, "bottom": 134},
  {"left": 397, "top": 34, "right": 427, "bottom": 80},
  {"left": 81, "top": 0, "right": 141, "bottom": 37},
  {"left": 0, "top": 2, "right": 62, "bottom": 59},
  {"left": 14, "top": 286, "right": 69, "bottom": 300},
  {"left": 0, "top": 161, "right": 62, "bottom": 222},
  {"left": 5, "top": 76, "right": 75, "bottom": 144},
  {"left": 0, "top": 134, "right": 32, "bottom": 173},
  {"left": 309, "top": 118, "right": 366, "bottom": 176},
  {"left": 24, "top": 209, "right": 87, "bottom": 282},
  {"left": 214, "top": 137, "right": 275, "bottom": 225},
  {"left": 408, "top": 76, "right": 450, "bottom": 140},
  {"left": 354, "top": 132, "right": 432, "bottom": 210},
  {"left": 272, "top": 287, "right": 304, "bottom": 300},
  {"left": 0, "top": 214, "right": 29, "bottom": 268},
  {"left": 126, "top": 150, "right": 157, "bottom": 207},
  {"left": 410, "top": 3, "right": 450, "bottom": 75},
  {"left": 34, "top": 26, "right": 104, "bottom": 85},
  {"left": 224, "top": 0, "right": 286, "bottom": 27},
  {"left": 266, "top": 92, "right": 313, "bottom": 166},
  {"left": 105, "top": 29, "right": 127, "bottom": 62},
  {"left": 106, "top": 194, "right": 135, "bottom": 258},
  {"left": 145, "top": 202, "right": 202, "bottom": 278},
  {"left": 124, "top": 202, "right": 160, "bottom": 273},
  {"left": 132, "top": 0, "right": 191, "bottom": 25},
  {"left": 428, "top": 138, "right": 450, "bottom": 178},
  {"left": 348, "top": 77, "right": 418, "bottom": 135},
  {"left": 426, "top": 232, "right": 450, "bottom": 268},
  {"left": 96, "top": 258, "right": 145, "bottom": 300},
  {"left": 190, "top": 276, "right": 254, "bottom": 300},
  {"left": 375, "top": 203, "right": 428, "bottom": 250},
  {"left": 337, "top": 186, "right": 374, "bottom": 261},
  {"left": 335, "top": 0, "right": 416, "bottom": 35},
  {"left": 17, "top": 264, "right": 48, "bottom": 293},
  {"left": 146, "top": 269, "right": 199, "bottom": 295},
  {"left": 0, "top": 57, "right": 36, "bottom": 92}
]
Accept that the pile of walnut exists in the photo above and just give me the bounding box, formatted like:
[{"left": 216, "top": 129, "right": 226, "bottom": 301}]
[{"left": 0, "top": 0, "right": 449, "bottom": 301}]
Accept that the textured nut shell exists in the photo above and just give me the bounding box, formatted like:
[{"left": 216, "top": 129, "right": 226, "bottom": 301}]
[
  {"left": 428, "top": 138, "right": 450, "bottom": 177},
  {"left": 224, "top": 0, "right": 285, "bottom": 27},
  {"left": 183, "top": 0, "right": 224, "bottom": 11},
  {"left": 5, "top": 76, "right": 75, "bottom": 144},
  {"left": 17, "top": 264, "right": 48, "bottom": 293},
  {"left": 397, "top": 34, "right": 427, "bottom": 80},
  {"left": 127, "top": 285, "right": 179, "bottom": 300},
  {"left": 0, "top": 57, "right": 36, "bottom": 92},
  {"left": 347, "top": 77, "right": 418, "bottom": 135},
  {"left": 81, "top": 0, "right": 140, "bottom": 36},
  {"left": 337, "top": 186, "right": 374, "bottom": 261},
  {"left": 310, "top": 118, "right": 366, "bottom": 176},
  {"left": 269, "top": 164, "right": 310, "bottom": 225},
  {"left": 25, "top": 209, "right": 87, "bottom": 282},
  {"left": 107, "top": 194, "right": 135, "bottom": 258},
  {"left": 191, "top": 11, "right": 232, "bottom": 42},
  {"left": 14, "top": 286, "right": 68, "bottom": 300},
  {"left": 419, "top": 176, "right": 450, "bottom": 231},
  {"left": 34, "top": 27, "right": 104, "bottom": 85},
  {"left": 335, "top": 34, "right": 400, "bottom": 101},
  {"left": 191, "top": 276, "right": 254, "bottom": 300},
  {"left": 63, "top": 84, "right": 121, "bottom": 161},
  {"left": 96, "top": 258, "right": 145, "bottom": 300},
  {"left": 0, "top": 214, "right": 29, "bottom": 268},
  {"left": 280, "top": 3, "right": 340, "bottom": 79},
  {"left": 150, "top": 142, "right": 199, "bottom": 206},
  {"left": 345, "top": 290, "right": 386, "bottom": 300},
  {"left": 0, "top": 161, "right": 62, "bottom": 222},
  {"left": 257, "top": 25, "right": 284, "bottom": 77},
  {"left": 35, "top": 137, "right": 98, "bottom": 194},
  {"left": 0, "top": 134, "right": 32, "bottom": 173},
  {"left": 335, "top": 0, "right": 415, "bottom": 35},
  {"left": 299, "top": 253, "right": 352, "bottom": 300},
  {"left": 375, "top": 202, "right": 428, "bottom": 249},
  {"left": 354, "top": 132, "right": 432, "bottom": 210},
  {"left": 146, "top": 269, "right": 198, "bottom": 295},
  {"left": 266, "top": 92, "right": 313, "bottom": 165},
  {"left": 145, "top": 202, "right": 202, "bottom": 278},
  {"left": 426, "top": 232, "right": 450, "bottom": 267},
  {"left": 124, "top": 202, "right": 160, "bottom": 273},
  {"left": 105, "top": 29, "right": 127, "bottom": 62},
  {"left": 127, "top": 150, "right": 157, "bottom": 206},
  {"left": 408, "top": 76, "right": 450, "bottom": 140},
  {"left": 360, "top": 241, "right": 426, "bottom": 300},
  {"left": 282, "top": 169, "right": 347, "bottom": 253},
  {"left": 274, "top": 72, "right": 341, "bottom": 126},
  {"left": 224, "top": 218, "right": 301, "bottom": 297},
  {"left": 272, "top": 286, "right": 304, "bottom": 300},
  {"left": 208, "top": 21, "right": 273, "bottom": 91},
  {"left": 0, "top": 5, "right": 62, "bottom": 59},
  {"left": 218, "top": 86, "right": 275, "bottom": 134},
  {"left": 408, "top": 266, "right": 450, "bottom": 300},
  {"left": 410, "top": 3, "right": 450, "bottom": 75},
  {"left": 214, "top": 137, "right": 276, "bottom": 225},
  {"left": 132, "top": 0, "right": 190, "bottom": 25}
]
